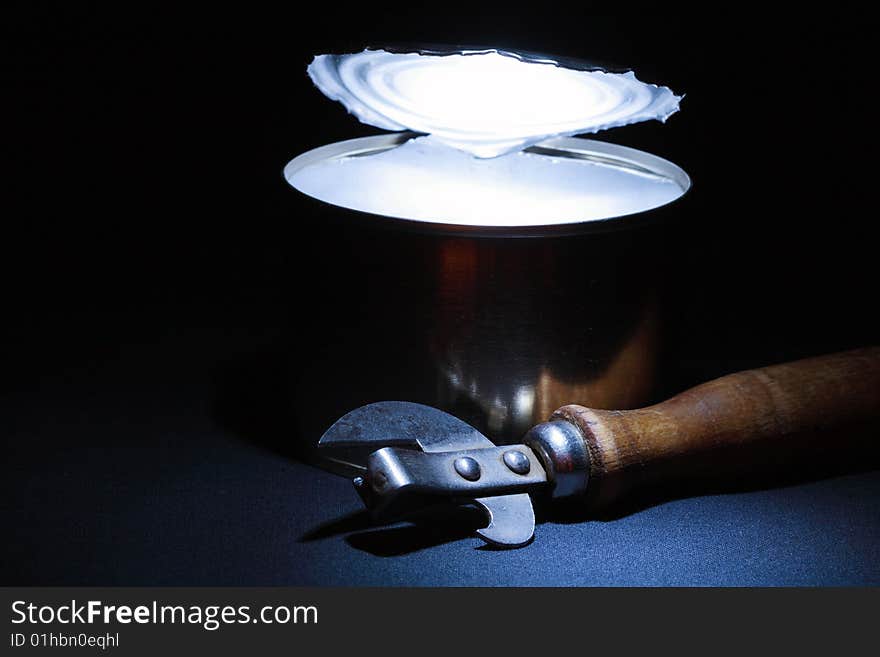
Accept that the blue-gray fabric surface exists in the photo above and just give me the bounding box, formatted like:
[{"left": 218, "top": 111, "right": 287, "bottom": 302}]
[{"left": 5, "top": 402, "right": 879, "bottom": 586}]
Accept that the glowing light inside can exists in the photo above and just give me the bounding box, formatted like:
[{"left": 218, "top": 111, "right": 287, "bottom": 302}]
[{"left": 286, "top": 136, "right": 688, "bottom": 227}]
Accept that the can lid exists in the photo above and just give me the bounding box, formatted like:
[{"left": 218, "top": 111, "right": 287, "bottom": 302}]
[{"left": 307, "top": 47, "right": 682, "bottom": 158}]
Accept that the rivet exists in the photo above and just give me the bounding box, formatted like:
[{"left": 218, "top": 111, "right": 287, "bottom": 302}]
[
  {"left": 503, "top": 450, "right": 531, "bottom": 475},
  {"left": 454, "top": 456, "right": 481, "bottom": 481}
]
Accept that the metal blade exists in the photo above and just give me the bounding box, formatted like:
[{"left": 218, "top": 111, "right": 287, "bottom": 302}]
[
  {"left": 474, "top": 494, "right": 535, "bottom": 547},
  {"left": 318, "top": 401, "right": 495, "bottom": 474}
]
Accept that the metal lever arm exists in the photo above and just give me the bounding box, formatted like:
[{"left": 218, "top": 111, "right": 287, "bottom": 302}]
[{"left": 356, "top": 445, "right": 548, "bottom": 519}]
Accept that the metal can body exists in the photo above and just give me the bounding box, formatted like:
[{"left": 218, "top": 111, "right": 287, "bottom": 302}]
[{"left": 283, "top": 135, "right": 690, "bottom": 460}]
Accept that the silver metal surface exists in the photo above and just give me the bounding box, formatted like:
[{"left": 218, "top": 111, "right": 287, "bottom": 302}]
[
  {"left": 523, "top": 420, "right": 591, "bottom": 499},
  {"left": 318, "top": 401, "right": 497, "bottom": 476},
  {"left": 289, "top": 135, "right": 682, "bottom": 457},
  {"left": 502, "top": 450, "right": 531, "bottom": 475},
  {"left": 454, "top": 456, "right": 481, "bottom": 481},
  {"left": 473, "top": 494, "right": 535, "bottom": 547}
]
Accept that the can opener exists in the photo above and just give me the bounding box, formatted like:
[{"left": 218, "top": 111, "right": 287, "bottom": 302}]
[{"left": 318, "top": 348, "right": 880, "bottom": 547}]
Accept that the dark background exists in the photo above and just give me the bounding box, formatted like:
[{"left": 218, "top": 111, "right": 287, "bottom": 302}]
[{"left": 3, "top": 6, "right": 878, "bottom": 585}]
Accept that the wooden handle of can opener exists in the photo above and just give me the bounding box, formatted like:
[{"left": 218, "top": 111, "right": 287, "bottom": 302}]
[{"left": 551, "top": 347, "right": 880, "bottom": 507}]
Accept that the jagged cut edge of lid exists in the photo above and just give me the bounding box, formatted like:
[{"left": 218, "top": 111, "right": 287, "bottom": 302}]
[{"left": 307, "top": 47, "right": 682, "bottom": 158}]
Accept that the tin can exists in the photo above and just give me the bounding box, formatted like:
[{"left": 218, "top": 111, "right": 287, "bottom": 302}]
[{"left": 283, "top": 133, "right": 691, "bottom": 461}]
